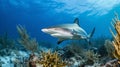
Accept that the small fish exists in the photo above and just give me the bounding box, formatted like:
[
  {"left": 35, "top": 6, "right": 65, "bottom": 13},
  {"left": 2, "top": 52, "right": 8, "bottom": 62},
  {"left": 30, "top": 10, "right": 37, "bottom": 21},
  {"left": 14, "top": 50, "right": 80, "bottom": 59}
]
[{"left": 41, "top": 18, "right": 95, "bottom": 44}]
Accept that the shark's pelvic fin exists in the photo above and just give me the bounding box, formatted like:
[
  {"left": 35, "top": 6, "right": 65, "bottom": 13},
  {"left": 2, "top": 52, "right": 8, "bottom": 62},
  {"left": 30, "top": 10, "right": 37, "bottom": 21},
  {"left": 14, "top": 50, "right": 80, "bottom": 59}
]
[
  {"left": 74, "top": 18, "right": 80, "bottom": 26},
  {"left": 57, "top": 38, "right": 65, "bottom": 44}
]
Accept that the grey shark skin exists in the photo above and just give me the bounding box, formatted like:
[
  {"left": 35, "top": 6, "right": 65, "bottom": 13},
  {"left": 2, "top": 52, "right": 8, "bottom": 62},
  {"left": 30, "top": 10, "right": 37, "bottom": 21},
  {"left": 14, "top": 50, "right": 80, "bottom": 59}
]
[{"left": 41, "top": 18, "right": 95, "bottom": 44}]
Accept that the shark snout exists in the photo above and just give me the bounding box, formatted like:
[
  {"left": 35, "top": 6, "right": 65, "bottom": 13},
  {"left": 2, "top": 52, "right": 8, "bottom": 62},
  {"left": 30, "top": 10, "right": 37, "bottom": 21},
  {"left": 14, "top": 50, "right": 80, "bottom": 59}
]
[
  {"left": 41, "top": 28, "right": 56, "bottom": 34},
  {"left": 41, "top": 29, "right": 48, "bottom": 32}
]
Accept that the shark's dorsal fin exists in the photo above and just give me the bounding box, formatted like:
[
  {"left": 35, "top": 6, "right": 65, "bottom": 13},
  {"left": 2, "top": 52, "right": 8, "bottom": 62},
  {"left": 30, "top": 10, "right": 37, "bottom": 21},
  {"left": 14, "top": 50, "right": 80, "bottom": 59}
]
[
  {"left": 74, "top": 18, "right": 80, "bottom": 26},
  {"left": 57, "top": 39, "right": 65, "bottom": 44}
]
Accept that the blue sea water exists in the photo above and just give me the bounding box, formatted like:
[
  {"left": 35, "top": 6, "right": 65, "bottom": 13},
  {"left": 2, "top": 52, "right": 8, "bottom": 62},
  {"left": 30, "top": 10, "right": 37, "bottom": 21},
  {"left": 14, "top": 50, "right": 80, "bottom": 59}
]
[{"left": 0, "top": 0, "right": 120, "bottom": 46}]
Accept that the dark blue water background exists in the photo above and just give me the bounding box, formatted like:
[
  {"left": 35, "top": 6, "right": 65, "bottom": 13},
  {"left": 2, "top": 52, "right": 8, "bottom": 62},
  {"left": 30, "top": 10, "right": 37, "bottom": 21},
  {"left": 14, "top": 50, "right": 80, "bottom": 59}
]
[{"left": 0, "top": 0, "right": 120, "bottom": 46}]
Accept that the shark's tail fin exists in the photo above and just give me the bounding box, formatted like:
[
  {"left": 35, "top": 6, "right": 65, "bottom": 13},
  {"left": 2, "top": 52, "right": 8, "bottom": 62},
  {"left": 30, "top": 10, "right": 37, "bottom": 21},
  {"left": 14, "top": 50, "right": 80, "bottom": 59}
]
[
  {"left": 88, "top": 27, "right": 95, "bottom": 38},
  {"left": 86, "top": 27, "right": 95, "bottom": 45}
]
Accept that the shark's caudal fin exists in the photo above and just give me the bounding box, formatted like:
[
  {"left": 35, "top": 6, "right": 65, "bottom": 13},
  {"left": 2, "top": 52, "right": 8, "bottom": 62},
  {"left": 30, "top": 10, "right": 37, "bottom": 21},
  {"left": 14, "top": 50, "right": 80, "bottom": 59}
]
[
  {"left": 86, "top": 27, "right": 95, "bottom": 45},
  {"left": 88, "top": 27, "right": 95, "bottom": 38}
]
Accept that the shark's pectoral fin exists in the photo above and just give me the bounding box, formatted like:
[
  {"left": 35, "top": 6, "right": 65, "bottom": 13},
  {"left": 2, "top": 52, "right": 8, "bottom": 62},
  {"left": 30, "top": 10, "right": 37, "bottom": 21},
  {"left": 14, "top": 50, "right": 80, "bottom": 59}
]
[{"left": 57, "top": 39, "right": 66, "bottom": 44}]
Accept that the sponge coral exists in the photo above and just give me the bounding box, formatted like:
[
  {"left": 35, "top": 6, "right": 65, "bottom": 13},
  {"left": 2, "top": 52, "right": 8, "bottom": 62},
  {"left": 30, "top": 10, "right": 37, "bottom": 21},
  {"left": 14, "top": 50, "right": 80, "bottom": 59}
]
[{"left": 110, "top": 13, "right": 120, "bottom": 63}]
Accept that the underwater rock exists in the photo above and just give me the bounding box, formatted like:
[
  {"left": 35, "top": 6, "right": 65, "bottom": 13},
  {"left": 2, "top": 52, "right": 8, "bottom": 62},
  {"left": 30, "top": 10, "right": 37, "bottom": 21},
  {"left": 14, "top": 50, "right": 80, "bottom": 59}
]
[
  {"left": 68, "top": 57, "right": 83, "bottom": 67},
  {"left": 0, "top": 56, "right": 14, "bottom": 67},
  {"left": 2, "top": 64, "right": 14, "bottom": 67},
  {"left": 28, "top": 53, "right": 38, "bottom": 67},
  {"left": 0, "top": 50, "right": 29, "bottom": 67},
  {"left": 102, "top": 59, "right": 119, "bottom": 67}
]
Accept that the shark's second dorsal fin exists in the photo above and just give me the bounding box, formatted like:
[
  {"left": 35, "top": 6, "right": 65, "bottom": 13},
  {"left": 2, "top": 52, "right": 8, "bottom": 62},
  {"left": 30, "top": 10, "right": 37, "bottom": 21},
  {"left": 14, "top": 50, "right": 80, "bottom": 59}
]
[{"left": 74, "top": 18, "right": 79, "bottom": 26}]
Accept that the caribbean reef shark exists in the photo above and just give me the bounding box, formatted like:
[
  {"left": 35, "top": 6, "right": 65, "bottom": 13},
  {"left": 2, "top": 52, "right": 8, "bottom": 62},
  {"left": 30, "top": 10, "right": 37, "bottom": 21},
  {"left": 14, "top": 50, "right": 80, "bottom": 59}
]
[{"left": 41, "top": 18, "right": 95, "bottom": 44}]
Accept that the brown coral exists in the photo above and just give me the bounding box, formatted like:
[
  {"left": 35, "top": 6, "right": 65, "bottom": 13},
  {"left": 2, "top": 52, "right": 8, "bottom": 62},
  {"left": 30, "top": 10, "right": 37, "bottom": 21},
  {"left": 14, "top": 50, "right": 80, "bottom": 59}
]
[
  {"left": 110, "top": 13, "right": 120, "bottom": 64},
  {"left": 38, "top": 50, "right": 68, "bottom": 67}
]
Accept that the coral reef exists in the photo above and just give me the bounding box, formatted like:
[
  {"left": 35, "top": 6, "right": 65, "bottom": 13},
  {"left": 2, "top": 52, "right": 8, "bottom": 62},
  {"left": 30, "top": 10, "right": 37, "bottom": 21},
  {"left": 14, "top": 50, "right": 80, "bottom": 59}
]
[
  {"left": 55, "top": 42, "right": 101, "bottom": 66},
  {"left": 0, "top": 32, "right": 15, "bottom": 56},
  {"left": 104, "top": 40, "right": 114, "bottom": 58},
  {"left": 38, "top": 50, "right": 68, "bottom": 67},
  {"left": 17, "top": 25, "right": 39, "bottom": 53},
  {"left": 102, "top": 59, "right": 119, "bottom": 67},
  {"left": 0, "top": 32, "right": 15, "bottom": 50},
  {"left": 83, "top": 50, "right": 100, "bottom": 64},
  {"left": 110, "top": 13, "right": 120, "bottom": 64},
  {"left": 61, "top": 42, "right": 84, "bottom": 59}
]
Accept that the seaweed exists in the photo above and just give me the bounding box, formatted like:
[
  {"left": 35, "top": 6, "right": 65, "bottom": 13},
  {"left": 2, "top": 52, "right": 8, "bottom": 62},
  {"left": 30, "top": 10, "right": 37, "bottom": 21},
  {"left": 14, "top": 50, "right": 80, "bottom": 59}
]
[
  {"left": 0, "top": 32, "right": 15, "bottom": 49},
  {"left": 104, "top": 40, "right": 114, "bottom": 58},
  {"left": 17, "top": 25, "right": 39, "bottom": 53},
  {"left": 0, "top": 32, "right": 15, "bottom": 56}
]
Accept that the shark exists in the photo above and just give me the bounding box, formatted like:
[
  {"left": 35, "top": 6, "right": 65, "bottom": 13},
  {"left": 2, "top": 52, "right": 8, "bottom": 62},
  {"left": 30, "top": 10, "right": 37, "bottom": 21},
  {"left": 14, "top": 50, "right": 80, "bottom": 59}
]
[{"left": 41, "top": 18, "right": 95, "bottom": 44}]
